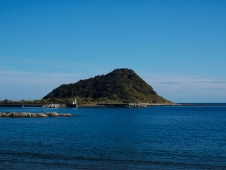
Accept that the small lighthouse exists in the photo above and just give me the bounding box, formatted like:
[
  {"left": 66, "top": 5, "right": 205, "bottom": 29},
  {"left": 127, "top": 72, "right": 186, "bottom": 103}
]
[
  {"left": 74, "top": 98, "right": 77, "bottom": 105},
  {"left": 72, "top": 98, "right": 78, "bottom": 108}
]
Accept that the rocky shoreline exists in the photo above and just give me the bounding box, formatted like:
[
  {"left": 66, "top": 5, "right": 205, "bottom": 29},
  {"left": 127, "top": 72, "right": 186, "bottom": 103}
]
[{"left": 0, "top": 112, "right": 72, "bottom": 118}]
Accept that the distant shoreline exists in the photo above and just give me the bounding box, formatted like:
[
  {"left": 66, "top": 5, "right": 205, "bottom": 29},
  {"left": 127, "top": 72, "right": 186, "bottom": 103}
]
[
  {"left": 79, "top": 103, "right": 226, "bottom": 107},
  {"left": 1, "top": 103, "right": 226, "bottom": 108}
]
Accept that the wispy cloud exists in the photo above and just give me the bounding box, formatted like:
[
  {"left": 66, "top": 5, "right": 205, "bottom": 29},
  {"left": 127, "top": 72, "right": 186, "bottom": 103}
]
[
  {"left": 0, "top": 66, "right": 85, "bottom": 100},
  {"left": 0, "top": 65, "right": 12, "bottom": 71},
  {"left": 186, "top": 87, "right": 226, "bottom": 91},
  {"left": 210, "top": 81, "right": 226, "bottom": 84},
  {"left": 0, "top": 71, "right": 81, "bottom": 85},
  {"left": 160, "top": 82, "right": 181, "bottom": 85},
  {"left": 192, "top": 80, "right": 208, "bottom": 83},
  {"left": 144, "top": 74, "right": 226, "bottom": 90},
  {"left": 141, "top": 73, "right": 226, "bottom": 102}
]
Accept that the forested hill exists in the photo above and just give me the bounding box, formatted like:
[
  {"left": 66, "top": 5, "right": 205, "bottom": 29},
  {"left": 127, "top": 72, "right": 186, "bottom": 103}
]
[{"left": 43, "top": 68, "right": 171, "bottom": 104}]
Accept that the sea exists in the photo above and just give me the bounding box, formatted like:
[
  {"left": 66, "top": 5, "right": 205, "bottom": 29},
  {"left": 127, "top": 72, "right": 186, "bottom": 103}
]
[{"left": 0, "top": 105, "right": 226, "bottom": 170}]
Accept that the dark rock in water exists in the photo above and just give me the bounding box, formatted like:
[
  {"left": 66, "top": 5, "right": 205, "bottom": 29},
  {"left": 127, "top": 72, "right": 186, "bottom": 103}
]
[
  {"left": 37, "top": 113, "right": 48, "bottom": 117},
  {"left": 11, "top": 112, "right": 28, "bottom": 118},
  {"left": 31, "top": 114, "right": 37, "bottom": 117},
  {"left": 12, "top": 112, "right": 20, "bottom": 117},
  {"left": 8, "top": 112, "right": 13, "bottom": 117},
  {"left": 2, "top": 112, "right": 12, "bottom": 117},
  {"left": 20, "top": 112, "right": 28, "bottom": 117},
  {"left": 46, "top": 112, "right": 59, "bottom": 117},
  {"left": 60, "top": 113, "right": 72, "bottom": 117},
  {"left": 0, "top": 112, "right": 72, "bottom": 118},
  {"left": 2, "top": 114, "right": 8, "bottom": 117}
]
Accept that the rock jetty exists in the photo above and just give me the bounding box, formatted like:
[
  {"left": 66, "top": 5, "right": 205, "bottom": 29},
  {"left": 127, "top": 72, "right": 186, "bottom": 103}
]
[
  {"left": 127, "top": 103, "right": 148, "bottom": 108},
  {"left": 42, "top": 104, "right": 67, "bottom": 108},
  {"left": 0, "top": 112, "right": 72, "bottom": 118}
]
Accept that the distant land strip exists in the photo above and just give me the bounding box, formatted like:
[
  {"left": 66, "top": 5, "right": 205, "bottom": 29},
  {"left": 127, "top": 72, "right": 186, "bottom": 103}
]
[{"left": 1, "top": 103, "right": 226, "bottom": 108}]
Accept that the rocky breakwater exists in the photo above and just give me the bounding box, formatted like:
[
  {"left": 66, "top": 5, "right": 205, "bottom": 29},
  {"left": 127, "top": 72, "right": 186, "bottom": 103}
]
[
  {"left": 0, "top": 112, "right": 72, "bottom": 118},
  {"left": 42, "top": 104, "right": 67, "bottom": 108}
]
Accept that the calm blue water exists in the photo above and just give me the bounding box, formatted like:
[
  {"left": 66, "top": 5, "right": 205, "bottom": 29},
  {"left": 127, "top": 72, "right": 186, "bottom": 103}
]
[{"left": 0, "top": 106, "right": 226, "bottom": 170}]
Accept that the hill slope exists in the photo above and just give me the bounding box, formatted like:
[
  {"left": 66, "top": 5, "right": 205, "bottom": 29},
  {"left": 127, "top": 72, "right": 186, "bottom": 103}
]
[{"left": 43, "top": 68, "right": 171, "bottom": 104}]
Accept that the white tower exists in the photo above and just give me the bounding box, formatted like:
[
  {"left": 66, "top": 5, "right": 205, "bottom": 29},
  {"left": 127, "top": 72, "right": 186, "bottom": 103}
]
[{"left": 74, "top": 98, "right": 77, "bottom": 105}]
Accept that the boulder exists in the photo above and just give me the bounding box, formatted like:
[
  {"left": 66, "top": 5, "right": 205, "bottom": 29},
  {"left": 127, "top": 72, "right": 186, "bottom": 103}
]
[
  {"left": 20, "top": 113, "right": 28, "bottom": 117},
  {"left": 31, "top": 114, "right": 37, "bottom": 117},
  {"left": 2, "top": 114, "right": 9, "bottom": 117},
  {"left": 46, "top": 112, "right": 59, "bottom": 117},
  {"left": 37, "top": 113, "right": 47, "bottom": 117},
  {"left": 12, "top": 112, "right": 21, "bottom": 117},
  {"left": 60, "top": 113, "right": 72, "bottom": 117},
  {"left": 8, "top": 112, "right": 13, "bottom": 117},
  {"left": 2, "top": 112, "right": 12, "bottom": 117}
]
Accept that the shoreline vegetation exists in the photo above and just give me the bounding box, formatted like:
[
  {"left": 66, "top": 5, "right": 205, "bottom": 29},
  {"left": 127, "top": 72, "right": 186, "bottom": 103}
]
[{"left": 0, "top": 98, "right": 173, "bottom": 106}]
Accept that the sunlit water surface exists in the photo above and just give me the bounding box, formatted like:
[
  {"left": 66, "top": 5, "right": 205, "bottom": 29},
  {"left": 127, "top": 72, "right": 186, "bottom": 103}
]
[{"left": 0, "top": 106, "right": 226, "bottom": 169}]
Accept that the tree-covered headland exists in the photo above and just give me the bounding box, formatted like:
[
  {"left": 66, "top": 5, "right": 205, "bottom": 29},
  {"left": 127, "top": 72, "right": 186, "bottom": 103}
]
[{"left": 43, "top": 68, "right": 172, "bottom": 104}]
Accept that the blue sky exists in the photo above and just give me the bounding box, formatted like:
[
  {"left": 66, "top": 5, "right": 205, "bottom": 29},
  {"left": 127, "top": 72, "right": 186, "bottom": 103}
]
[{"left": 0, "top": 0, "right": 226, "bottom": 102}]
